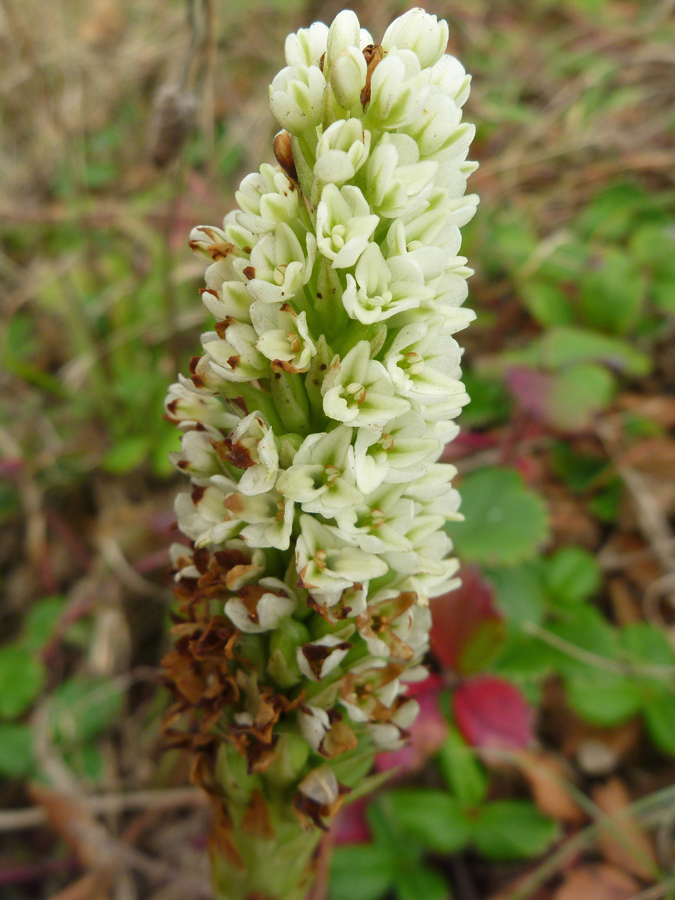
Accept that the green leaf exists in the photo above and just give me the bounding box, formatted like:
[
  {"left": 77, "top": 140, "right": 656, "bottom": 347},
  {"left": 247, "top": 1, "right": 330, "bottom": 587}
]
[
  {"left": 548, "top": 362, "right": 615, "bottom": 430},
  {"left": 436, "top": 726, "right": 488, "bottom": 808},
  {"left": 643, "top": 690, "right": 675, "bottom": 756},
  {"left": 367, "top": 798, "right": 415, "bottom": 857},
  {"left": 472, "top": 800, "right": 559, "bottom": 861},
  {"left": 395, "top": 865, "right": 450, "bottom": 900},
  {"left": 21, "top": 596, "right": 67, "bottom": 651},
  {"left": 48, "top": 676, "right": 123, "bottom": 745},
  {"left": 446, "top": 468, "right": 548, "bottom": 567},
  {"left": 0, "top": 646, "right": 46, "bottom": 719},
  {"left": 101, "top": 435, "right": 151, "bottom": 474},
  {"left": 550, "top": 442, "right": 608, "bottom": 492},
  {"left": 548, "top": 606, "right": 619, "bottom": 675},
  {"left": 545, "top": 548, "right": 600, "bottom": 605},
  {"left": 383, "top": 789, "right": 471, "bottom": 854},
  {"left": 462, "top": 369, "right": 511, "bottom": 428},
  {"left": 536, "top": 327, "right": 651, "bottom": 377},
  {"left": 494, "top": 633, "right": 557, "bottom": 681},
  {"left": 588, "top": 478, "right": 624, "bottom": 522},
  {"left": 565, "top": 668, "right": 644, "bottom": 726},
  {"left": 620, "top": 623, "right": 675, "bottom": 667},
  {"left": 487, "top": 563, "right": 546, "bottom": 628},
  {"left": 578, "top": 184, "right": 649, "bottom": 241},
  {"left": 0, "top": 723, "right": 35, "bottom": 778},
  {"left": 652, "top": 277, "right": 675, "bottom": 314},
  {"left": 578, "top": 248, "right": 646, "bottom": 335},
  {"left": 520, "top": 281, "right": 574, "bottom": 328},
  {"left": 330, "top": 845, "right": 395, "bottom": 900}
]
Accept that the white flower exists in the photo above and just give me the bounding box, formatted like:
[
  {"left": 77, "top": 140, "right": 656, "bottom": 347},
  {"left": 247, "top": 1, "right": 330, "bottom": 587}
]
[
  {"left": 324, "top": 10, "right": 372, "bottom": 68},
  {"left": 255, "top": 305, "right": 316, "bottom": 373},
  {"left": 225, "top": 489, "right": 294, "bottom": 551},
  {"left": 353, "top": 411, "right": 440, "bottom": 493},
  {"left": 246, "top": 223, "right": 317, "bottom": 304},
  {"left": 316, "top": 184, "right": 378, "bottom": 268},
  {"left": 357, "top": 588, "right": 431, "bottom": 660},
  {"left": 332, "top": 484, "right": 415, "bottom": 554},
  {"left": 219, "top": 412, "right": 279, "bottom": 496},
  {"left": 314, "top": 119, "right": 371, "bottom": 187},
  {"left": 368, "top": 698, "right": 420, "bottom": 749},
  {"left": 296, "top": 515, "right": 388, "bottom": 606},
  {"left": 405, "top": 92, "right": 475, "bottom": 162},
  {"left": 342, "top": 242, "right": 433, "bottom": 324},
  {"left": 382, "top": 9, "right": 449, "bottom": 70},
  {"left": 201, "top": 281, "right": 252, "bottom": 325},
  {"left": 269, "top": 64, "right": 326, "bottom": 134},
  {"left": 284, "top": 22, "right": 329, "bottom": 68},
  {"left": 224, "top": 578, "right": 296, "bottom": 633},
  {"left": 365, "top": 49, "right": 430, "bottom": 130},
  {"left": 169, "top": 430, "right": 226, "bottom": 483},
  {"left": 297, "top": 633, "right": 353, "bottom": 681},
  {"left": 165, "top": 378, "right": 240, "bottom": 433},
  {"left": 175, "top": 485, "right": 240, "bottom": 547},
  {"left": 329, "top": 47, "right": 367, "bottom": 110},
  {"left": 365, "top": 134, "right": 437, "bottom": 218},
  {"left": 430, "top": 54, "right": 472, "bottom": 107},
  {"left": 299, "top": 704, "right": 331, "bottom": 751},
  {"left": 235, "top": 164, "right": 299, "bottom": 235},
  {"left": 201, "top": 324, "right": 268, "bottom": 383},
  {"left": 384, "top": 318, "right": 465, "bottom": 399},
  {"left": 322, "top": 341, "right": 410, "bottom": 426},
  {"left": 276, "top": 426, "right": 361, "bottom": 515}
]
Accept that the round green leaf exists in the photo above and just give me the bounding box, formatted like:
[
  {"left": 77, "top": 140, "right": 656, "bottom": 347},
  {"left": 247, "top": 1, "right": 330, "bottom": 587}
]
[
  {"left": 487, "top": 563, "right": 546, "bottom": 628},
  {"left": 447, "top": 468, "right": 548, "bottom": 566},
  {"left": 565, "top": 668, "right": 643, "bottom": 727},
  {"left": 384, "top": 789, "right": 471, "bottom": 854},
  {"left": 472, "top": 800, "right": 559, "bottom": 861}
]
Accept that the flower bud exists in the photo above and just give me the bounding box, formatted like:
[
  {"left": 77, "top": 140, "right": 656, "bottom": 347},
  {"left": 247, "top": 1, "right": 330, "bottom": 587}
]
[
  {"left": 325, "top": 10, "right": 361, "bottom": 71},
  {"left": 382, "top": 8, "right": 449, "bottom": 69},
  {"left": 329, "top": 46, "right": 367, "bottom": 110}
]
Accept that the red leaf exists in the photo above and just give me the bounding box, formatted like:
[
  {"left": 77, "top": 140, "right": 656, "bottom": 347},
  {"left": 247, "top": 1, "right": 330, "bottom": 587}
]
[
  {"left": 430, "top": 567, "right": 505, "bottom": 674},
  {"left": 506, "top": 366, "right": 554, "bottom": 424},
  {"left": 332, "top": 798, "right": 370, "bottom": 846},
  {"left": 453, "top": 675, "right": 534, "bottom": 750}
]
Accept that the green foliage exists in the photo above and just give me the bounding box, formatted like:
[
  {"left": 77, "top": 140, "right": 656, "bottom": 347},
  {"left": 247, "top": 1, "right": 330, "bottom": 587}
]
[
  {"left": 0, "top": 724, "right": 34, "bottom": 778},
  {"left": 447, "top": 467, "right": 548, "bottom": 566},
  {"left": 486, "top": 551, "right": 675, "bottom": 754},
  {"left": 0, "top": 645, "right": 46, "bottom": 719},
  {"left": 342, "top": 727, "right": 558, "bottom": 891},
  {"left": 436, "top": 725, "right": 489, "bottom": 808},
  {"left": 330, "top": 798, "right": 451, "bottom": 900},
  {"left": 471, "top": 801, "right": 559, "bottom": 861}
]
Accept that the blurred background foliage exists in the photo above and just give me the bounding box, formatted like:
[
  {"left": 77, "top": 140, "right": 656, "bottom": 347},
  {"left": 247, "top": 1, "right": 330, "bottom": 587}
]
[{"left": 0, "top": 0, "right": 674, "bottom": 898}]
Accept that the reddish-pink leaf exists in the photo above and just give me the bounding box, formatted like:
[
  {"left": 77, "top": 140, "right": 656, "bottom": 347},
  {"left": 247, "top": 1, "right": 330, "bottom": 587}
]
[
  {"left": 453, "top": 675, "right": 534, "bottom": 750},
  {"left": 430, "top": 567, "right": 505, "bottom": 674},
  {"left": 332, "top": 797, "right": 370, "bottom": 846},
  {"left": 506, "top": 366, "right": 554, "bottom": 424}
]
